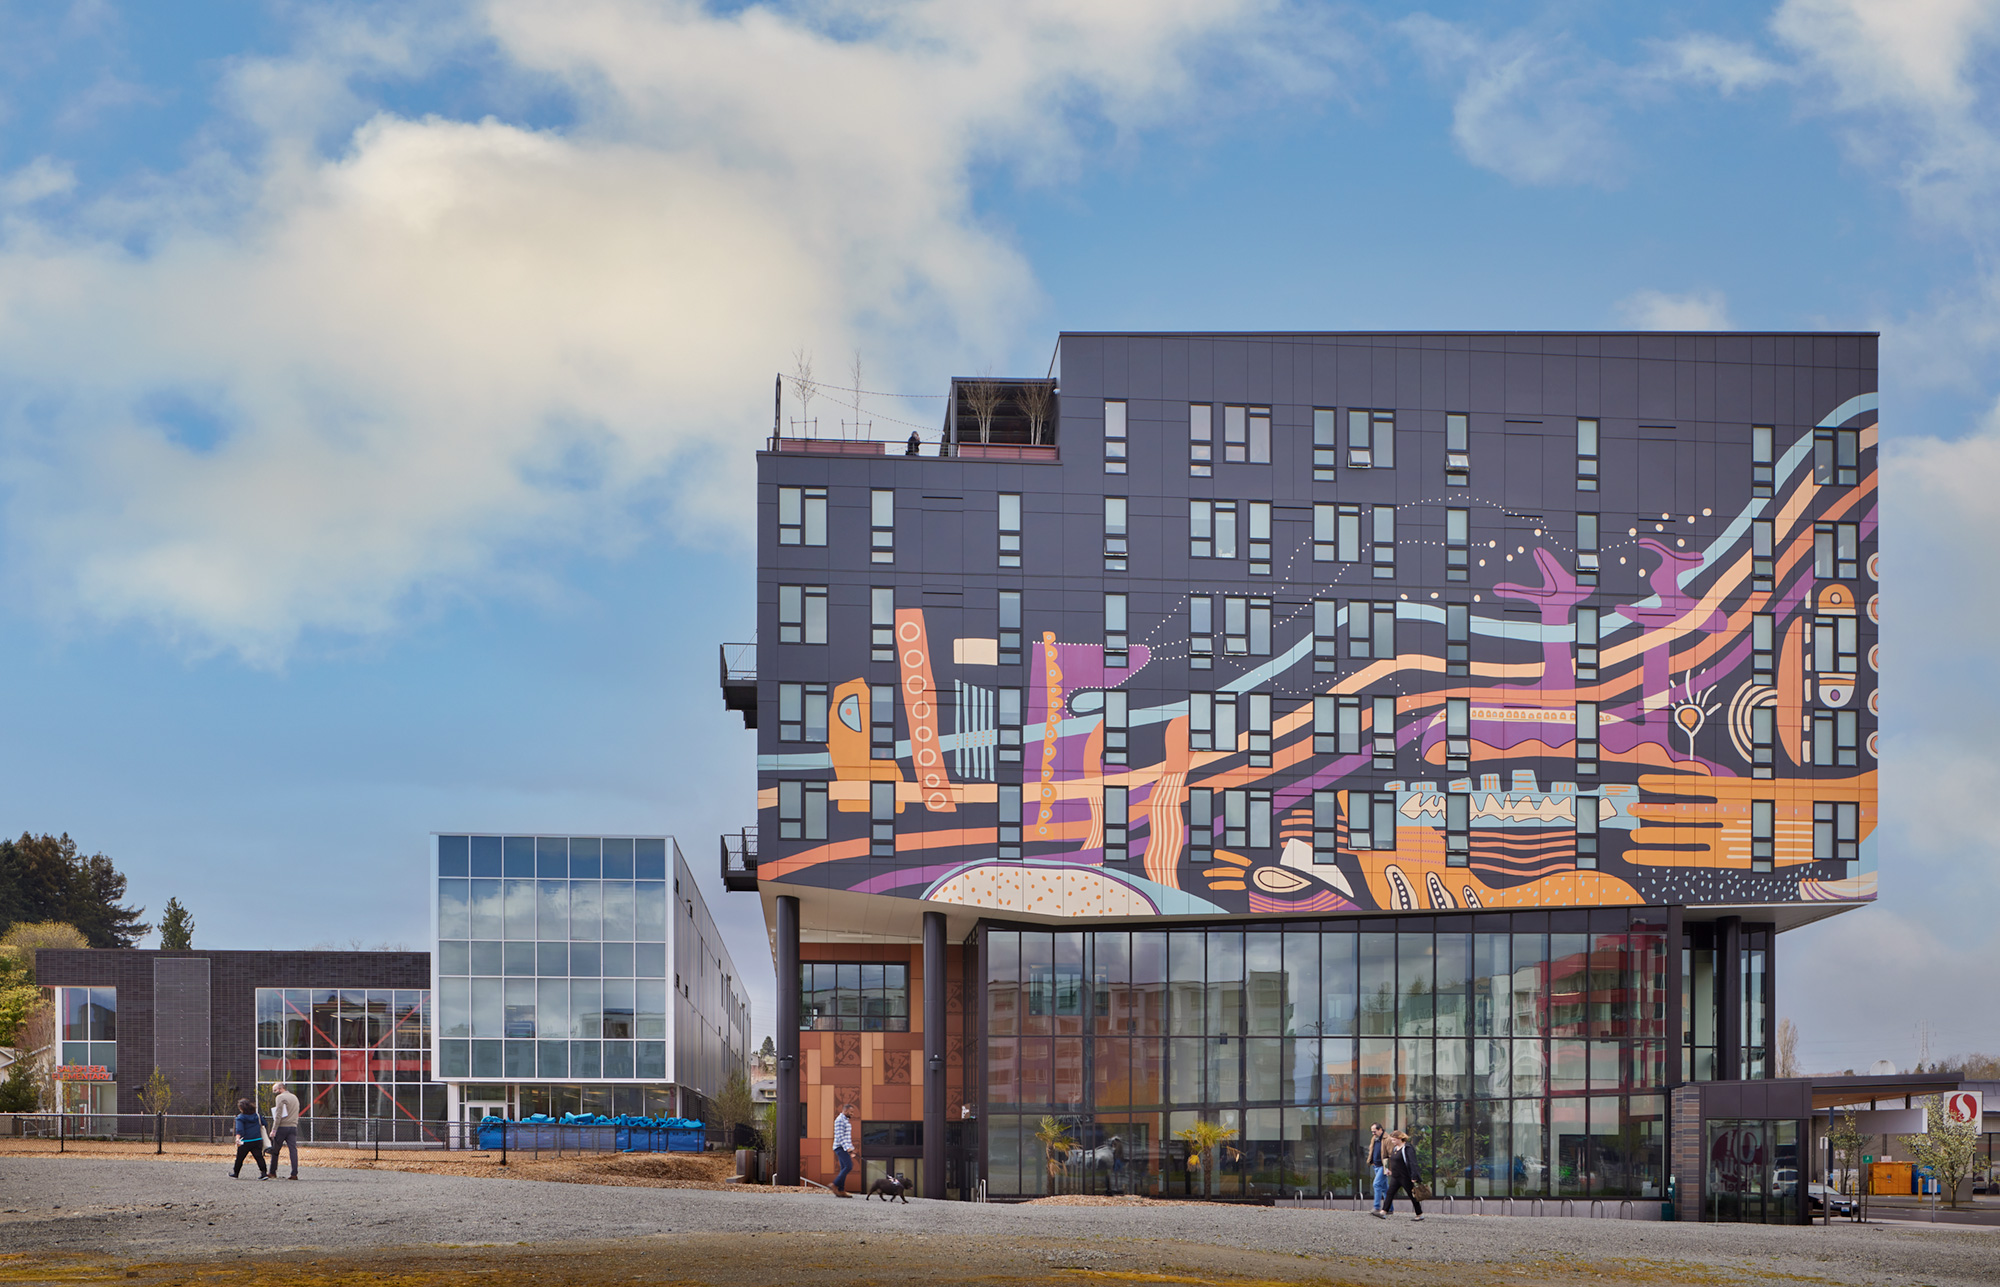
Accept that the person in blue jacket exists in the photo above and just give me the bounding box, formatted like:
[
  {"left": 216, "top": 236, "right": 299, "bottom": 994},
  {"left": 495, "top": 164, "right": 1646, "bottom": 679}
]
[{"left": 231, "top": 1097, "right": 270, "bottom": 1179}]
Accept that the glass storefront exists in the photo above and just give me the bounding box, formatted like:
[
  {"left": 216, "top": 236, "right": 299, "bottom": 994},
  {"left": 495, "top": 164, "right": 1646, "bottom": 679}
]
[
  {"left": 1706, "top": 1118, "right": 1803, "bottom": 1223},
  {"left": 256, "top": 987, "right": 445, "bottom": 1140},
  {"left": 57, "top": 987, "right": 117, "bottom": 1112},
  {"left": 982, "top": 911, "right": 1670, "bottom": 1199}
]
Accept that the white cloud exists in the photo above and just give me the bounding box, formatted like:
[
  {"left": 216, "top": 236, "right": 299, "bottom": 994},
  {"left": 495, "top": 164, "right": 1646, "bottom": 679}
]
[
  {"left": 0, "top": 0, "right": 1340, "bottom": 661},
  {"left": 0, "top": 156, "right": 75, "bottom": 205},
  {"left": 1614, "top": 288, "right": 1734, "bottom": 330},
  {"left": 1644, "top": 33, "right": 1789, "bottom": 95}
]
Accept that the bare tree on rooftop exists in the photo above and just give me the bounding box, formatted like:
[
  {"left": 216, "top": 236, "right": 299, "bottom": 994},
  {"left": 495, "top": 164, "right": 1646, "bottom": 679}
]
[
  {"left": 963, "top": 374, "right": 1002, "bottom": 445},
  {"left": 790, "top": 348, "right": 816, "bottom": 438},
  {"left": 1020, "top": 379, "right": 1053, "bottom": 445}
]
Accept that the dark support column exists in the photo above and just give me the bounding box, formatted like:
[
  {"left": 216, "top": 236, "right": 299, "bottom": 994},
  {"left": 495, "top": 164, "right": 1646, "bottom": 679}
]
[
  {"left": 923, "top": 910, "right": 946, "bottom": 1200},
  {"left": 1666, "top": 905, "right": 1684, "bottom": 1088},
  {"left": 776, "top": 895, "right": 801, "bottom": 1187},
  {"left": 1763, "top": 925, "right": 1779, "bottom": 1080},
  {"left": 1718, "top": 915, "right": 1743, "bottom": 1083}
]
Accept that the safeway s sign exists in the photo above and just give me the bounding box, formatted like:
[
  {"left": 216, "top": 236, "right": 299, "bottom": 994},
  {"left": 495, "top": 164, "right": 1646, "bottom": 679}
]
[{"left": 1944, "top": 1091, "right": 1983, "bottom": 1126}]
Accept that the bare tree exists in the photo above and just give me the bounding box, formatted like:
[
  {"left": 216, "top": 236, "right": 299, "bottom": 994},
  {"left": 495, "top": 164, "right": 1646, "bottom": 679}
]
[
  {"left": 790, "top": 348, "right": 817, "bottom": 438},
  {"left": 1020, "top": 379, "right": 1054, "bottom": 445},
  {"left": 1777, "top": 1017, "right": 1800, "bottom": 1078},
  {"left": 963, "top": 375, "right": 1002, "bottom": 445},
  {"left": 845, "top": 351, "right": 869, "bottom": 442}
]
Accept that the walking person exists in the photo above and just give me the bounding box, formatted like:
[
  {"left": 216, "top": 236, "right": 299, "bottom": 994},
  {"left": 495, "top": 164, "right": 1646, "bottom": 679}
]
[
  {"left": 230, "top": 1098, "right": 270, "bottom": 1180},
  {"left": 831, "top": 1103, "right": 856, "bottom": 1198},
  {"left": 1366, "top": 1122, "right": 1388, "bottom": 1213},
  {"left": 268, "top": 1082, "right": 301, "bottom": 1180},
  {"left": 1377, "top": 1131, "right": 1424, "bottom": 1221}
]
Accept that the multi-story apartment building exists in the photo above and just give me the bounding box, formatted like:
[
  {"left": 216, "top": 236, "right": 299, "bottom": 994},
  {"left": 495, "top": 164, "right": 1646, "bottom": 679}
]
[{"left": 722, "top": 330, "right": 1878, "bottom": 1220}]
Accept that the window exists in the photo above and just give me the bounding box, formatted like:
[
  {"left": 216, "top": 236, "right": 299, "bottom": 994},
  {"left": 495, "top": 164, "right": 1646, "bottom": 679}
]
[
  {"left": 998, "top": 493, "right": 1022, "bottom": 568},
  {"left": 998, "top": 784, "right": 1022, "bottom": 859},
  {"left": 1223, "top": 405, "right": 1272, "bottom": 463},
  {"left": 1350, "top": 600, "right": 1395, "bottom": 661},
  {"left": 56, "top": 985, "right": 117, "bottom": 1084},
  {"left": 1816, "top": 427, "right": 1859, "bottom": 487},
  {"left": 778, "top": 682, "right": 828, "bottom": 743},
  {"left": 871, "top": 489, "right": 894, "bottom": 564},
  {"left": 1247, "top": 692, "right": 1272, "bottom": 767},
  {"left": 1349, "top": 791, "right": 1397, "bottom": 850},
  {"left": 1752, "top": 613, "right": 1775, "bottom": 685},
  {"left": 1313, "top": 408, "right": 1337, "bottom": 481},
  {"left": 1104, "top": 593, "right": 1128, "bottom": 669},
  {"left": 1446, "top": 509, "right": 1470, "bottom": 582},
  {"left": 1103, "top": 690, "right": 1128, "bottom": 767},
  {"left": 1813, "top": 613, "right": 1859, "bottom": 676},
  {"left": 1445, "top": 413, "right": 1469, "bottom": 486},
  {"left": 1104, "top": 400, "right": 1128, "bottom": 475},
  {"left": 871, "top": 684, "right": 896, "bottom": 760},
  {"left": 1190, "top": 596, "right": 1214, "bottom": 670},
  {"left": 1577, "top": 418, "right": 1599, "bottom": 492},
  {"left": 1189, "top": 403, "right": 1213, "bottom": 477},
  {"left": 1816, "top": 522, "right": 1859, "bottom": 580},
  {"left": 777, "top": 780, "right": 828, "bottom": 841},
  {"left": 998, "top": 687, "right": 1022, "bottom": 767},
  {"left": 870, "top": 781, "right": 896, "bottom": 857},
  {"left": 1751, "top": 519, "right": 1774, "bottom": 591},
  {"left": 1575, "top": 607, "right": 1599, "bottom": 682},
  {"left": 1221, "top": 788, "right": 1272, "bottom": 848},
  {"left": 1814, "top": 801, "right": 1859, "bottom": 868},
  {"left": 778, "top": 486, "right": 826, "bottom": 546},
  {"left": 1750, "top": 706, "right": 1775, "bottom": 779},
  {"left": 1190, "top": 692, "right": 1237, "bottom": 753},
  {"left": 1445, "top": 697, "right": 1469, "bottom": 773},
  {"left": 1315, "top": 502, "right": 1360, "bottom": 562},
  {"left": 1446, "top": 792, "right": 1470, "bottom": 867},
  {"left": 1104, "top": 497, "right": 1128, "bottom": 572},
  {"left": 1188, "top": 788, "right": 1214, "bottom": 862},
  {"left": 1814, "top": 710, "right": 1858, "bottom": 767},
  {"left": 1224, "top": 596, "right": 1270, "bottom": 656},
  {"left": 1576, "top": 795, "right": 1598, "bottom": 869},
  {"left": 1314, "top": 600, "right": 1338, "bottom": 672},
  {"left": 1752, "top": 425, "right": 1774, "bottom": 498},
  {"left": 1373, "top": 506, "right": 1396, "bottom": 579},
  {"left": 1372, "top": 695, "right": 1396, "bottom": 769},
  {"left": 799, "top": 962, "right": 909, "bottom": 1033},
  {"left": 1248, "top": 502, "right": 1271, "bottom": 576},
  {"left": 1313, "top": 695, "right": 1351, "bottom": 754},
  {"left": 1576, "top": 702, "right": 1599, "bottom": 776},
  {"left": 1104, "top": 787, "right": 1129, "bottom": 863},
  {"left": 1191, "top": 500, "right": 1238, "bottom": 558},
  {"left": 778, "top": 585, "right": 827, "bottom": 644},
  {"left": 1750, "top": 800, "right": 1774, "bottom": 873},
  {"left": 1446, "top": 603, "right": 1470, "bottom": 677},
  {"left": 999, "top": 591, "right": 1022, "bottom": 666},
  {"left": 1348, "top": 409, "right": 1394, "bottom": 468},
  {"left": 872, "top": 588, "right": 895, "bottom": 663},
  {"left": 1575, "top": 513, "right": 1599, "bottom": 587},
  {"left": 1312, "top": 790, "right": 1340, "bottom": 863}
]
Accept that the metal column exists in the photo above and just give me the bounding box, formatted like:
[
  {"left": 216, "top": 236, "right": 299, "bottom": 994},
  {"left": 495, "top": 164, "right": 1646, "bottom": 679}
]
[
  {"left": 1718, "top": 915, "right": 1743, "bottom": 1083},
  {"left": 1666, "top": 904, "right": 1684, "bottom": 1087},
  {"left": 776, "top": 894, "right": 801, "bottom": 1186},
  {"left": 922, "top": 910, "right": 946, "bottom": 1200}
]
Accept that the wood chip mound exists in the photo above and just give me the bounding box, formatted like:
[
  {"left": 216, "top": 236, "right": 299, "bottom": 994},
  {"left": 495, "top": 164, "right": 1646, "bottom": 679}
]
[{"left": 1023, "top": 1195, "right": 1210, "bottom": 1206}]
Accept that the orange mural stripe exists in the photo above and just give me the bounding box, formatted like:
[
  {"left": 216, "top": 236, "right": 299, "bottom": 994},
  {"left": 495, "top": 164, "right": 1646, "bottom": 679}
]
[{"left": 895, "top": 608, "right": 955, "bottom": 812}]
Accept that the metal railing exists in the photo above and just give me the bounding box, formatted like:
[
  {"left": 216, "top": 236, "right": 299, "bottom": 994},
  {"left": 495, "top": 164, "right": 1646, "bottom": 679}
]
[{"left": 721, "top": 827, "right": 759, "bottom": 892}]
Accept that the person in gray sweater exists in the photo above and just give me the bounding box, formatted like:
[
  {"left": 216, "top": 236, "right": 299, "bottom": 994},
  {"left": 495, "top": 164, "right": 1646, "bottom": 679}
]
[{"left": 268, "top": 1082, "right": 302, "bottom": 1180}]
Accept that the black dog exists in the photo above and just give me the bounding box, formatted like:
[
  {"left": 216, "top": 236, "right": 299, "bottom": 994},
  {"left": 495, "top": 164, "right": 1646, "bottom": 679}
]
[{"left": 866, "top": 1172, "right": 909, "bottom": 1203}]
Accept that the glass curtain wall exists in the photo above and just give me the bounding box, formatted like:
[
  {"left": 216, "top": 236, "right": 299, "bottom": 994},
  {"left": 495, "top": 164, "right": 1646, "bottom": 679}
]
[
  {"left": 256, "top": 988, "right": 443, "bottom": 1140},
  {"left": 1706, "top": 1118, "right": 1803, "bottom": 1223},
  {"left": 56, "top": 987, "right": 117, "bottom": 1113},
  {"left": 983, "top": 911, "right": 1670, "bottom": 1200}
]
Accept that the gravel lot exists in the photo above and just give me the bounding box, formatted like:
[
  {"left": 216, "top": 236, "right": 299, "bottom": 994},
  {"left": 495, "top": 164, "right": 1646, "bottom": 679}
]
[{"left": 2, "top": 1156, "right": 1993, "bottom": 1286}]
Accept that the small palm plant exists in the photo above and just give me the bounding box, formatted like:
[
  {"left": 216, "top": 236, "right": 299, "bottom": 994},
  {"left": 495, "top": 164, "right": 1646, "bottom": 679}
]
[
  {"left": 1174, "top": 1118, "right": 1238, "bottom": 1197},
  {"left": 1035, "top": 1115, "right": 1076, "bottom": 1195}
]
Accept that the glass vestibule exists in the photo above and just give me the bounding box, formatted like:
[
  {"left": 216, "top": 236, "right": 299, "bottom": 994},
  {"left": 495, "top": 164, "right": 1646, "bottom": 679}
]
[{"left": 982, "top": 912, "right": 1672, "bottom": 1200}]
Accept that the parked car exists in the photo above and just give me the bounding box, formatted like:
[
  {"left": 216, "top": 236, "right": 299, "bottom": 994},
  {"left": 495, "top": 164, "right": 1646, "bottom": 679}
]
[{"left": 1807, "top": 1182, "right": 1856, "bottom": 1216}]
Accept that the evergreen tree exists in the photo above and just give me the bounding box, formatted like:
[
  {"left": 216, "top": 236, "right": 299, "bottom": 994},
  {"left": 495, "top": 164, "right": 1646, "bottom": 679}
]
[
  {"left": 159, "top": 898, "right": 194, "bottom": 950},
  {"left": 0, "top": 835, "right": 149, "bottom": 947}
]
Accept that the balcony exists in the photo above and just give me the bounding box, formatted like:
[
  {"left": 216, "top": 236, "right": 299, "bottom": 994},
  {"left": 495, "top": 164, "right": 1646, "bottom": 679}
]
[
  {"left": 719, "top": 642, "right": 756, "bottom": 729},
  {"left": 721, "top": 827, "right": 759, "bottom": 893}
]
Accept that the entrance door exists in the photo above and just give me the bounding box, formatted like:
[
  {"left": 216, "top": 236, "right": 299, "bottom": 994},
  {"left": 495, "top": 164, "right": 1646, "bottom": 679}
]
[{"left": 463, "top": 1101, "right": 506, "bottom": 1151}]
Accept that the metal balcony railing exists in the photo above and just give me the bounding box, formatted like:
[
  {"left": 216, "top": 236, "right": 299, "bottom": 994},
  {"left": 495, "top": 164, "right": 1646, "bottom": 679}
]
[
  {"left": 719, "top": 642, "right": 756, "bottom": 729},
  {"left": 721, "top": 827, "right": 759, "bottom": 893}
]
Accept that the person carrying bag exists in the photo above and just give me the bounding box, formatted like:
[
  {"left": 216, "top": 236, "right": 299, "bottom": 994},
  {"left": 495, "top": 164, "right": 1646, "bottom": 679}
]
[{"left": 1375, "top": 1130, "right": 1425, "bottom": 1221}]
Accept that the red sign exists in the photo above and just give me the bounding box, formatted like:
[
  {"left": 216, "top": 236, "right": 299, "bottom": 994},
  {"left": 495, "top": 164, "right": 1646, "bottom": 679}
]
[
  {"left": 55, "top": 1065, "right": 110, "bottom": 1081},
  {"left": 1945, "top": 1091, "right": 1983, "bottom": 1126}
]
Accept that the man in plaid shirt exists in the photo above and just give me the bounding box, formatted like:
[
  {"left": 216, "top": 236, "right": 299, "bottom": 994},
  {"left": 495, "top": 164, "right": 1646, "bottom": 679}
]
[{"left": 832, "top": 1104, "right": 856, "bottom": 1197}]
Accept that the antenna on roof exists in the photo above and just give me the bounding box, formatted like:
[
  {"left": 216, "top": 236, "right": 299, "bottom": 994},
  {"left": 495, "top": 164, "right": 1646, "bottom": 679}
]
[{"left": 773, "top": 374, "right": 781, "bottom": 439}]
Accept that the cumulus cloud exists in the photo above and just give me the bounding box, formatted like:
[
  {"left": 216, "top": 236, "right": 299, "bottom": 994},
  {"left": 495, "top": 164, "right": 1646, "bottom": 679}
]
[
  {"left": 0, "top": 0, "right": 1340, "bottom": 661},
  {"left": 1615, "top": 288, "right": 1734, "bottom": 330}
]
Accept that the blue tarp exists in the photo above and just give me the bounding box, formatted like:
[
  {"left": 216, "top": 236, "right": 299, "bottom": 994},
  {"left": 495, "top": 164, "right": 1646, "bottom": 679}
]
[{"left": 475, "top": 1114, "right": 706, "bottom": 1152}]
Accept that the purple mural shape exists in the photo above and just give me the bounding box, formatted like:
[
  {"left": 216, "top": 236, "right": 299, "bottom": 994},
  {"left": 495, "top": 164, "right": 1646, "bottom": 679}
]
[
  {"left": 1028, "top": 640, "right": 1152, "bottom": 838},
  {"left": 1617, "top": 539, "right": 1727, "bottom": 753},
  {"left": 1491, "top": 546, "right": 1595, "bottom": 692}
]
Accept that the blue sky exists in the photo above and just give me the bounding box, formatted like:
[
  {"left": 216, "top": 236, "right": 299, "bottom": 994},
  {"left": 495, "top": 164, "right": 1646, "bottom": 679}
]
[{"left": 2, "top": 0, "right": 1997, "bottom": 1074}]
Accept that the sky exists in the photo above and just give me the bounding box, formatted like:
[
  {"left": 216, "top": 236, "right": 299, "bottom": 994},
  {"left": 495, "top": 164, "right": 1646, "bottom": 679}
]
[{"left": 2, "top": 0, "right": 1997, "bottom": 1076}]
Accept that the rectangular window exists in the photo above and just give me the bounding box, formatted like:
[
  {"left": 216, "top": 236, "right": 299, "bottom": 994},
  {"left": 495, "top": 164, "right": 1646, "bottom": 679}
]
[
  {"left": 1575, "top": 606, "right": 1599, "bottom": 682},
  {"left": 1575, "top": 513, "right": 1599, "bottom": 587},
  {"left": 1103, "top": 690, "right": 1128, "bottom": 768},
  {"left": 998, "top": 687, "right": 1022, "bottom": 766},
  {"left": 1752, "top": 425, "right": 1774, "bottom": 498},
  {"left": 1446, "top": 792, "right": 1470, "bottom": 867},
  {"left": 1314, "top": 502, "right": 1360, "bottom": 562},
  {"left": 798, "top": 962, "right": 910, "bottom": 1033},
  {"left": 1751, "top": 519, "right": 1774, "bottom": 591},
  {"left": 1576, "top": 795, "right": 1598, "bottom": 869},
  {"left": 1336, "top": 695, "right": 1363, "bottom": 756},
  {"left": 1313, "top": 408, "right": 1337, "bottom": 481},
  {"left": 1814, "top": 801, "right": 1859, "bottom": 868},
  {"left": 1189, "top": 403, "right": 1213, "bottom": 477},
  {"left": 778, "top": 485, "right": 827, "bottom": 546},
  {"left": 1222, "top": 596, "right": 1271, "bottom": 656},
  {"left": 999, "top": 590, "right": 1022, "bottom": 666},
  {"left": 1372, "top": 695, "right": 1396, "bottom": 770},
  {"left": 1104, "top": 786, "right": 1129, "bottom": 863},
  {"left": 1751, "top": 705, "right": 1774, "bottom": 779},
  {"left": 1189, "top": 692, "right": 1238, "bottom": 753},
  {"left": 1816, "top": 427, "right": 1860, "bottom": 487},
  {"left": 1447, "top": 602, "right": 1470, "bottom": 677},
  {"left": 1752, "top": 612, "right": 1775, "bottom": 685},
  {"left": 1188, "top": 787, "right": 1213, "bottom": 863},
  {"left": 1349, "top": 601, "right": 1395, "bottom": 661},
  {"left": 1314, "top": 599, "right": 1338, "bottom": 672},
  {"left": 1222, "top": 405, "right": 1272, "bottom": 464},
  {"left": 1577, "top": 418, "right": 1599, "bottom": 492},
  {"left": 1247, "top": 692, "right": 1272, "bottom": 767},
  {"left": 998, "top": 784, "right": 1022, "bottom": 859},
  {"left": 871, "top": 489, "right": 895, "bottom": 564},
  {"left": 871, "top": 684, "right": 897, "bottom": 760},
  {"left": 1312, "top": 789, "right": 1340, "bottom": 863},
  {"left": 1220, "top": 788, "right": 1272, "bottom": 849},
  {"left": 1348, "top": 409, "right": 1394, "bottom": 468},
  {"left": 1750, "top": 800, "right": 1774, "bottom": 873},
  {"left": 1349, "top": 791, "right": 1396, "bottom": 851},
  {"left": 1104, "top": 399, "right": 1128, "bottom": 475},
  {"left": 1445, "top": 412, "right": 1470, "bottom": 486},
  {"left": 1313, "top": 695, "right": 1339, "bottom": 754},
  {"left": 778, "top": 682, "right": 828, "bottom": 743},
  {"left": 1445, "top": 697, "right": 1469, "bottom": 773},
  {"left": 1816, "top": 521, "right": 1859, "bottom": 579},
  {"left": 1191, "top": 500, "right": 1239, "bottom": 559},
  {"left": 778, "top": 584, "right": 827, "bottom": 644},
  {"left": 1818, "top": 710, "right": 1858, "bottom": 767},
  {"left": 1813, "top": 614, "right": 1860, "bottom": 676},
  {"left": 998, "top": 493, "right": 1022, "bottom": 568},
  {"left": 1104, "top": 497, "right": 1128, "bottom": 572},
  {"left": 870, "top": 781, "right": 896, "bottom": 858},
  {"left": 1104, "top": 593, "right": 1128, "bottom": 669},
  {"left": 1190, "top": 595, "right": 1213, "bottom": 671},
  {"left": 777, "top": 780, "right": 828, "bottom": 841},
  {"left": 872, "top": 588, "right": 895, "bottom": 663},
  {"left": 1577, "top": 702, "right": 1599, "bottom": 777},
  {"left": 1446, "top": 508, "right": 1470, "bottom": 582},
  {"left": 1372, "top": 505, "right": 1396, "bottom": 579},
  {"left": 1248, "top": 501, "right": 1271, "bottom": 576}
]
